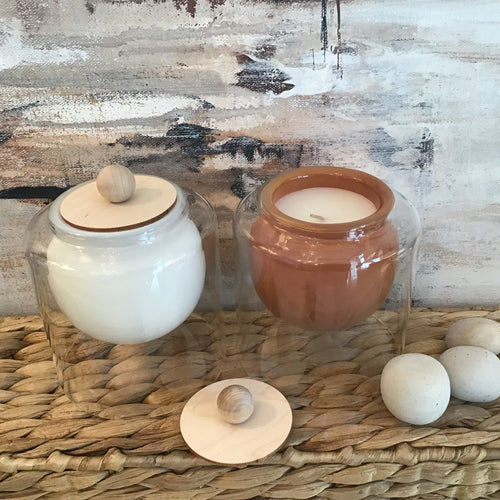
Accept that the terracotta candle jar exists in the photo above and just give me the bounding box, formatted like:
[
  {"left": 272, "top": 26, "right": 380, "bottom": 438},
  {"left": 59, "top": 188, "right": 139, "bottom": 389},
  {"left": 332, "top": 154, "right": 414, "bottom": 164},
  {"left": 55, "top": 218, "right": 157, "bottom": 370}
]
[{"left": 247, "top": 167, "right": 399, "bottom": 332}]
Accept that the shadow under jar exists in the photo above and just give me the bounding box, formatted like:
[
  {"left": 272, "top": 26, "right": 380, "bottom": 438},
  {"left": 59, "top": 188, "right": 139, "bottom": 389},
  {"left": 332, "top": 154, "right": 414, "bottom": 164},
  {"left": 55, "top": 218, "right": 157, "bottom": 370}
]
[{"left": 235, "top": 166, "right": 420, "bottom": 337}]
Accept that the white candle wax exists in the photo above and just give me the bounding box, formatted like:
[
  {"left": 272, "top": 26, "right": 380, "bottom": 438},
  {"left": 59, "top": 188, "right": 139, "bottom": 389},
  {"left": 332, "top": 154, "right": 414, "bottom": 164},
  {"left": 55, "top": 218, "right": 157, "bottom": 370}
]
[
  {"left": 47, "top": 194, "right": 205, "bottom": 345},
  {"left": 275, "top": 187, "right": 377, "bottom": 224}
]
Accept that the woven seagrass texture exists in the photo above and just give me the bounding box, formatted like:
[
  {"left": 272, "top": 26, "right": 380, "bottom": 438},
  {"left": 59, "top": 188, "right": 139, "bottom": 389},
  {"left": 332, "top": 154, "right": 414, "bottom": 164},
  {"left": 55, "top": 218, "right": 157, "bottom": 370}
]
[{"left": 1, "top": 308, "right": 500, "bottom": 499}]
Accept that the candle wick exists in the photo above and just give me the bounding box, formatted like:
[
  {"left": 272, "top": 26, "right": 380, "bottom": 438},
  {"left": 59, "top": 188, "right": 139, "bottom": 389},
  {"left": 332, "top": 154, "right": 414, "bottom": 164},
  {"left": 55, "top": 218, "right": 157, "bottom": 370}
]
[{"left": 310, "top": 213, "right": 325, "bottom": 221}]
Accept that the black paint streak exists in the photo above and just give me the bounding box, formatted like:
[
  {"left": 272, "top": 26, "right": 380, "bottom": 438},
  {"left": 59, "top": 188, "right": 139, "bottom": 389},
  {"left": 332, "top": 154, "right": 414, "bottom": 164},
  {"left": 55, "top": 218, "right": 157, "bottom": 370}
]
[
  {"left": 174, "top": 0, "right": 228, "bottom": 16},
  {"left": 235, "top": 54, "right": 294, "bottom": 95},
  {"left": 368, "top": 128, "right": 402, "bottom": 168},
  {"left": 92, "top": 0, "right": 225, "bottom": 17},
  {"left": 201, "top": 100, "right": 215, "bottom": 110},
  {"left": 0, "top": 186, "right": 67, "bottom": 201},
  {"left": 418, "top": 128, "right": 433, "bottom": 152},
  {"left": 2, "top": 102, "right": 39, "bottom": 114},
  {"left": 118, "top": 123, "right": 282, "bottom": 159},
  {"left": 117, "top": 135, "right": 172, "bottom": 149},
  {"left": 117, "top": 123, "right": 285, "bottom": 175},
  {"left": 328, "top": 0, "right": 343, "bottom": 76},
  {"left": 254, "top": 43, "right": 277, "bottom": 60},
  {"left": 119, "top": 123, "right": 213, "bottom": 147},
  {"left": 416, "top": 127, "right": 434, "bottom": 170},
  {"left": 230, "top": 171, "right": 263, "bottom": 199},
  {"left": 172, "top": 0, "right": 197, "bottom": 17},
  {"left": 336, "top": 0, "right": 342, "bottom": 72},
  {"left": 1, "top": 102, "right": 39, "bottom": 146},
  {"left": 212, "top": 136, "right": 284, "bottom": 165},
  {"left": 320, "top": 0, "right": 342, "bottom": 74},
  {"left": 185, "top": 95, "right": 215, "bottom": 110},
  {"left": 217, "top": 137, "right": 262, "bottom": 162},
  {"left": 118, "top": 123, "right": 214, "bottom": 171},
  {"left": 368, "top": 127, "right": 435, "bottom": 170},
  {"left": 126, "top": 152, "right": 201, "bottom": 174},
  {"left": 321, "top": 0, "right": 328, "bottom": 61},
  {"left": 0, "top": 133, "right": 11, "bottom": 145},
  {"left": 165, "top": 123, "right": 214, "bottom": 159},
  {"left": 207, "top": 0, "right": 225, "bottom": 10}
]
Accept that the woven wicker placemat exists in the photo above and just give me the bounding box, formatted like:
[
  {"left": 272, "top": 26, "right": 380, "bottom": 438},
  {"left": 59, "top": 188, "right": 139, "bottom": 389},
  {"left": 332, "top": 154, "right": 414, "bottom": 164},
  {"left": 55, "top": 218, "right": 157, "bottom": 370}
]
[{"left": 1, "top": 308, "right": 500, "bottom": 499}]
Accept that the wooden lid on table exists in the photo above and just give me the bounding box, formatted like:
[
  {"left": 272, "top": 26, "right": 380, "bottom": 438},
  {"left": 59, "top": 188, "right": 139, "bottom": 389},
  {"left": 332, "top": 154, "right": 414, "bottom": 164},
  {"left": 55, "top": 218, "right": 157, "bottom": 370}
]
[
  {"left": 59, "top": 165, "right": 177, "bottom": 232},
  {"left": 180, "top": 378, "right": 293, "bottom": 465}
]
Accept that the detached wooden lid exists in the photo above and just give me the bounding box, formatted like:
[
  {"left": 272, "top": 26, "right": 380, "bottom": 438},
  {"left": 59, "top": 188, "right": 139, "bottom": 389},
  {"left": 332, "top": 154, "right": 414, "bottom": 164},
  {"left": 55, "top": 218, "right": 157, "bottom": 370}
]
[
  {"left": 59, "top": 165, "right": 177, "bottom": 232},
  {"left": 180, "top": 378, "right": 292, "bottom": 465}
]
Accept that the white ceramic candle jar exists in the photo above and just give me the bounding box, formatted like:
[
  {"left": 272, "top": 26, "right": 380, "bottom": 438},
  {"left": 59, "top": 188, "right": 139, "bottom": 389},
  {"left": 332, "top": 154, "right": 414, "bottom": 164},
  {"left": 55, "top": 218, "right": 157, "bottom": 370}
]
[
  {"left": 25, "top": 168, "right": 220, "bottom": 401},
  {"left": 234, "top": 167, "right": 420, "bottom": 350}
]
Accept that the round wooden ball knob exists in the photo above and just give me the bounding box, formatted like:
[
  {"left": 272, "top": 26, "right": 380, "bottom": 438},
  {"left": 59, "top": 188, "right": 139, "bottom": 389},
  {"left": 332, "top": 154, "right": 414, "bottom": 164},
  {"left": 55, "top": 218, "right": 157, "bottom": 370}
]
[
  {"left": 96, "top": 164, "right": 136, "bottom": 203},
  {"left": 217, "top": 384, "right": 254, "bottom": 424}
]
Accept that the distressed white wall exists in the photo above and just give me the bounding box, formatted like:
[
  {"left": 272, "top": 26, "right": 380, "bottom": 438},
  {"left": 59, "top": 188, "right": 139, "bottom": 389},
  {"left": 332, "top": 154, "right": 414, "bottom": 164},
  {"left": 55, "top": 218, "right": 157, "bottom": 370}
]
[{"left": 1, "top": 0, "right": 499, "bottom": 315}]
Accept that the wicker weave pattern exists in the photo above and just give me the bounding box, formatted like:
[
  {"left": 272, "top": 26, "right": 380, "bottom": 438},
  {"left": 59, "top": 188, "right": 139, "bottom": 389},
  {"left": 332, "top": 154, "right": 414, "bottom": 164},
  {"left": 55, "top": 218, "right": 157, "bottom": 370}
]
[{"left": 1, "top": 309, "right": 500, "bottom": 499}]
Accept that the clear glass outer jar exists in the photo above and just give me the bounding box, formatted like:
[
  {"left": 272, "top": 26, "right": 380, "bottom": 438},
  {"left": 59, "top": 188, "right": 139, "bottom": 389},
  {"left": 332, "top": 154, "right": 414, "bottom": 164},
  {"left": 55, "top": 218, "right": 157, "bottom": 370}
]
[
  {"left": 234, "top": 167, "right": 421, "bottom": 366},
  {"left": 25, "top": 182, "right": 221, "bottom": 403}
]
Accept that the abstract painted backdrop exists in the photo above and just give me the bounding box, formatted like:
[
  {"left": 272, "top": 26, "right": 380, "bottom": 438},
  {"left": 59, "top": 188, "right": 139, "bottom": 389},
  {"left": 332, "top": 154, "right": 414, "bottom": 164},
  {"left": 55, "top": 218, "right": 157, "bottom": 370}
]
[{"left": 1, "top": 0, "right": 499, "bottom": 314}]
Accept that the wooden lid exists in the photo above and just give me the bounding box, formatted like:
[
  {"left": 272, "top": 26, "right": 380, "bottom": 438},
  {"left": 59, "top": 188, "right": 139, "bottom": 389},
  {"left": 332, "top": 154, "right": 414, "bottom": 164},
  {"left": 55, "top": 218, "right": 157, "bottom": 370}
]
[
  {"left": 59, "top": 174, "right": 177, "bottom": 232},
  {"left": 180, "top": 378, "right": 292, "bottom": 465}
]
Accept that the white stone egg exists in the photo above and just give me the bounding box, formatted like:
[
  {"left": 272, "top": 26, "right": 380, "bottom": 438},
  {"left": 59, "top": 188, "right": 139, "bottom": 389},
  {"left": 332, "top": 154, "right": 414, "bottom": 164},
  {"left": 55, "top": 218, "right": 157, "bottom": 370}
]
[
  {"left": 380, "top": 353, "right": 450, "bottom": 425},
  {"left": 446, "top": 317, "right": 500, "bottom": 354},
  {"left": 439, "top": 346, "right": 500, "bottom": 403}
]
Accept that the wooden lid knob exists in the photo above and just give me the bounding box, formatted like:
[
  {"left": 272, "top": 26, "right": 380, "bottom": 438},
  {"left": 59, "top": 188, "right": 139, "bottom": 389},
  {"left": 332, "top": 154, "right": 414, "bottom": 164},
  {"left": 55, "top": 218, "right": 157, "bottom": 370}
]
[
  {"left": 96, "top": 164, "right": 136, "bottom": 203},
  {"left": 217, "top": 384, "right": 254, "bottom": 424}
]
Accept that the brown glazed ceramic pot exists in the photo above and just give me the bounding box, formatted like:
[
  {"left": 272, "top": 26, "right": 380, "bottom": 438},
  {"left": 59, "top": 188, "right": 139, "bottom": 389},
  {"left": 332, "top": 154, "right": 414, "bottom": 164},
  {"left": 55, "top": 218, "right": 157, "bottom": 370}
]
[{"left": 249, "top": 167, "right": 399, "bottom": 332}]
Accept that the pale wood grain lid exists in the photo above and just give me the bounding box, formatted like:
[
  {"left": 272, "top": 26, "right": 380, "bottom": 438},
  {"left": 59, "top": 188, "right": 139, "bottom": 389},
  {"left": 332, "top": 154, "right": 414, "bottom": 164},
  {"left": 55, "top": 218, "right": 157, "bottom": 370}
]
[
  {"left": 180, "top": 378, "right": 292, "bottom": 465},
  {"left": 59, "top": 174, "right": 177, "bottom": 232}
]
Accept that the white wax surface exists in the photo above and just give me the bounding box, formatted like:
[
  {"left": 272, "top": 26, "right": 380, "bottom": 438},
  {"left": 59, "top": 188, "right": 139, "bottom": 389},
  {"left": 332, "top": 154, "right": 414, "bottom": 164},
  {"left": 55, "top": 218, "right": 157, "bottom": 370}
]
[{"left": 275, "top": 187, "right": 377, "bottom": 224}]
